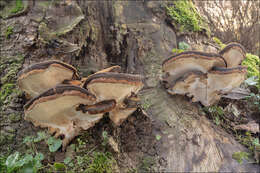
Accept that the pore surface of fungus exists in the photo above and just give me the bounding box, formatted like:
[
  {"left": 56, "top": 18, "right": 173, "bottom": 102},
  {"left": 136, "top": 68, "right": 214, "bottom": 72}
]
[
  {"left": 162, "top": 51, "right": 226, "bottom": 87},
  {"left": 18, "top": 60, "right": 80, "bottom": 98},
  {"left": 19, "top": 61, "right": 144, "bottom": 148},
  {"left": 162, "top": 43, "right": 248, "bottom": 106},
  {"left": 83, "top": 72, "right": 144, "bottom": 125},
  {"left": 24, "top": 84, "right": 115, "bottom": 148},
  {"left": 83, "top": 72, "right": 143, "bottom": 103},
  {"left": 167, "top": 67, "right": 247, "bottom": 106},
  {"left": 219, "top": 43, "right": 246, "bottom": 67}
]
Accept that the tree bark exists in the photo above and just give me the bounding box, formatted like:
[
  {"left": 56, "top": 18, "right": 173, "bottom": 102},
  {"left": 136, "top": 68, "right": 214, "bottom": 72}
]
[{"left": 0, "top": 1, "right": 259, "bottom": 172}]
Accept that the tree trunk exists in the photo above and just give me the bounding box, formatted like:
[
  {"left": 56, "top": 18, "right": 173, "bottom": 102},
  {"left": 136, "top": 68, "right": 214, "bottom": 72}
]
[{"left": 0, "top": 1, "right": 259, "bottom": 172}]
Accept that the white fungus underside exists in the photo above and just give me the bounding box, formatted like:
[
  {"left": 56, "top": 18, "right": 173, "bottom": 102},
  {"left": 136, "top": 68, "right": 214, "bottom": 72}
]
[
  {"left": 222, "top": 49, "right": 244, "bottom": 67},
  {"left": 25, "top": 95, "right": 103, "bottom": 144},
  {"left": 169, "top": 72, "right": 246, "bottom": 106},
  {"left": 87, "top": 82, "right": 142, "bottom": 124},
  {"left": 163, "top": 58, "right": 225, "bottom": 82},
  {"left": 109, "top": 107, "right": 137, "bottom": 125},
  {"left": 87, "top": 82, "right": 142, "bottom": 103}
]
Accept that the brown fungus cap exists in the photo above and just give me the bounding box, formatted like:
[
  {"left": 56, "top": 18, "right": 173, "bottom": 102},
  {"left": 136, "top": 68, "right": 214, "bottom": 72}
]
[
  {"left": 219, "top": 42, "right": 246, "bottom": 67},
  {"left": 76, "top": 99, "right": 116, "bottom": 114},
  {"left": 24, "top": 84, "right": 115, "bottom": 149},
  {"left": 161, "top": 51, "right": 227, "bottom": 86},
  {"left": 18, "top": 60, "right": 80, "bottom": 98}
]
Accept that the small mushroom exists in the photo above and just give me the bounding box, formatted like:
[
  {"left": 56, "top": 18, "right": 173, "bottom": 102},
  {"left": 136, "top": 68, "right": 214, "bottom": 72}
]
[
  {"left": 219, "top": 43, "right": 246, "bottom": 67},
  {"left": 18, "top": 60, "right": 80, "bottom": 98},
  {"left": 162, "top": 51, "right": 226, "bottom": 87},
  {"left": 168, "top": 66, "right": 247, "bottom": 106},
  {"left": 83, "top": 72, "right": 144, "bottom": 125},
  {"left": 24, "top": 84, "right": 116, "bottom": 149}
]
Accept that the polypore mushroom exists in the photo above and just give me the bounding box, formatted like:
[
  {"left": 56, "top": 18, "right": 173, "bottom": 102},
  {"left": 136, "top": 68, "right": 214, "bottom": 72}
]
[
  {"left": 208, "top": 66, "right": 247, "bottom": 93},
  {"left": 219, "top": 43, "right": 246, "bottom": 67},
  {"left": 166, "top": 70, "right": 208, "bottom": 103},
  {"left": 167, "top": 66, "right": 247, "bottom": 106},
  {"left": 109, "top": 93, "right": 141, "bottom": 125},
  {"left": 24, "top": 84, "right": 116, "bottom": 149},
  {"left": 161, "top": 51, "right": 226, "bottom": 88},
  {"left": 18, "top": 60, "right": 80, "bottom": 98},
  {"left": 83, "top": 72, "right": 144, "bottom": 125}
]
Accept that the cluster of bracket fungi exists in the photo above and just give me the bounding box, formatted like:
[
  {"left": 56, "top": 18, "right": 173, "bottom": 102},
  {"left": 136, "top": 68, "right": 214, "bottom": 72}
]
[
  {"left": 17, "top": 42, "right": 247, "bottom": 149},
  {"left": 161, "top": 42, "right": 248, "bottom": 106},
  {"left": 18, "top": 61, "right": 143, "bottom": 149}
]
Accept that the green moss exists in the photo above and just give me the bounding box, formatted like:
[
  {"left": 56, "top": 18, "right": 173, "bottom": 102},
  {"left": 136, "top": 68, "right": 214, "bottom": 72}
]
[
  {"left": 172, "top": 48, "right": 184, "bottom": 54},
  {"left": 203, "top": 106, "right": 224, "bottom": 126},
  {"left": 138, "top": 156, "right": 155, "bottom": 172},
  {"left": 236, "top": 132, "right": 259, "bottom": 153},
  {"left": 0, "top": 0, "right": 28, "bottom": 18},
  {"left": 232, "top": 151, "right": 250, "bottom": 164},
  {"left": 85, "top": 152, "right": 115, "bottom": 173},
  {"left": 0, "top": 55, "right": 24, "bottom": 109},
  {"left": 1, "top": 54, "right": 24, "bottom": 84},
  {"left": 0, "top": 83, "right": 16, "bottom": 105},
  {"left": 0, "top": 132, "right": 15, "bottom": 145},
  {"left": 213, "top": 37, "right": 259, "bottom": 88},
  {"left": 242, "top": 53, "right": 260, "bottom": 88},
  {"left": 213, "top": 37, "right": 226, "bottom": 49},
  {"left": 5, "top": 26, "right": 13, "bottom": 39},
  {"left": 10, "top": 0, "right": 24, "bottom": 14},
  {"left": 9, "top": 113, "right": 21, "bottom": 123},
  {"left": 166, "top": 0, "right": 205, "bottom": 32}
]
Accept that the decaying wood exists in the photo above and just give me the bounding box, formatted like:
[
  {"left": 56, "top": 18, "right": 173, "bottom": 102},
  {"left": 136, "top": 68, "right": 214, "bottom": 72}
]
[{"left": 0, "top": 0, "right": 259, "bottom": 172}]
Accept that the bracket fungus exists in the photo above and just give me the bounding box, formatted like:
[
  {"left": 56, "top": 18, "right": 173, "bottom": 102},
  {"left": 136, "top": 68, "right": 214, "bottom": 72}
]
[
  {"left": 161, "top": 51, "right": 226, "bottom": 88},
  {"left": 18, "top": 60, "right": 143, "bottom": 149},
  {"left": 24, "top": 84, "right": 116, "bottom": 149},
  {"left": 219, "top": 43, "right": 246, "bottom": 67},
  {"left": 18, "top": 60, "right": 80, "bottom": 98},
  {"left": 162, "top": 43, "right": 247, "bottom": 106},
  {"left": 83, "top": 72, "right": 144, "bottom": 125}
]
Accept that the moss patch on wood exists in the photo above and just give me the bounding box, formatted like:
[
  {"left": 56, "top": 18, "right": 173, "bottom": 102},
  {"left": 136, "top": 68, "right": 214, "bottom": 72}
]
[
  {"left": 10, "top": 0, "right": 24, "bottom": 14},
  {"left": 0, "top": 54, "right": 24, "bottom": 110},
  {"left": 0, "top": 0, "right": 28, "bottom": 18},
  {"left": 165, "top": 0, "right": 207, "bottom": 32},
  {"left": 242, "top": 53, "right": 260, "bottom": 88}
]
